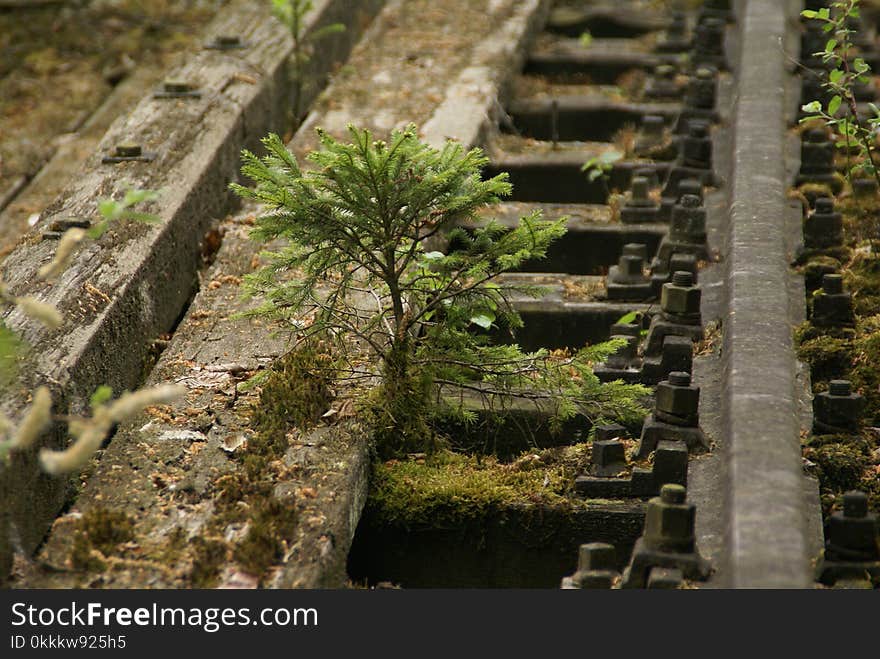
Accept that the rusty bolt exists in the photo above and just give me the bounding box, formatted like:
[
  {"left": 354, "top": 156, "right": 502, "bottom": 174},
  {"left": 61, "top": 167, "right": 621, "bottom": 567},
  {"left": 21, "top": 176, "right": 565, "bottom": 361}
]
[
  {"left": 642, "top": 115, "right": 665, "bottom": 137},
  {"left": 823, "top": 273, "right": 844, "bottom": 295},
  {"left": 570, "top": 542, "right": 618, "bottom": 589},
  {"left": 804, "top": 197, "right": 842, "bottom": 249},
  {"left": 206, "top": 34, "right": 248, "bottom": 50},
  {"left": 621, "top": 176, "right": 660, "bottom": 224},
  {"left": 814, "top": 379, "right": 864, "bottom": 432},
  {"left": 115, "top": 143, "right": 142, "bottom": 158},
  {"left": 669, "top": 253, "right": 698, "bottom": 280},
  {"left": 653, "top": 440, "right": 688, "bottom": 488},
  {"left": 825, "top": 490, "right": 879, "bottom": 561},
  {"left": 655, "top": 371, "right": 700, "bottom": 426},
  {"left": 592, "top": 439, "right": 627, "bottom": 469},
  {"left": 844, "top": 490, "right": 869, "bottom": 518},
  {"left": 669, "top": 194, "right": 707, "bottom": 244},
  {"left": 693, "top": 18, "right": 725, "bottom": 59},
  {"left": 646, "top": 567, "right": 683, "bottom": 589},
  {"left": 812, "top": 274, "right": 854, "bottom": 327},
  {"left": 577, "top": 542, "right": 616, "bottom": 572},
  {"left": 685, "top": 66, "right": 718, "bottom": 111},
  {"left": 830, "top": 380, "right": 852, "bottom": 397},
  {"left": 853, "top": 178, "right": 878, "bottom": 198},
  {"left": 626, "top": 177, "right": 655, "bottom": 208},
  {"left": 800, "top": 129, "right": 834, "bottom": 177},
  {"left": 163, "top": 79, "right": 193, "bottom": 94},
  {"left": 661, "top": 270, "right": 701, "bottom": 318},
  {"left": 612, "top": 254, "right": 646, "bottom": 282},
  {"left": 677, "top": 178, "right": 704, "bottom": 203},
  {"left": 635, "top": 167, "right": 660, "bottom": 189},
  {"left": 681, "top": 120, "right": 712, "bottom": 169},
  {"left": 667, "top": 12, "right": 686, "bottom": 38},
  {"left": 623, "top": 244, "right": 648, "bottom": 261},
  {"left": 643, "top": 484, "right": 696, "bottom": 554}
]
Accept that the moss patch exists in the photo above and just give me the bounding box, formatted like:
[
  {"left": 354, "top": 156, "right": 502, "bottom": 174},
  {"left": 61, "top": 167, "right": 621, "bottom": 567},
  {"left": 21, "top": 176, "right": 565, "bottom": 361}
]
[
  {"left": 804, "top": 432, "right": 880, "bottom": 517},
  {"left": 848, "top": 320, "right": 880, "bottom": 425},
  {"left": 796, "top": 333, "right": 853, "bottom": 382},
  {"left": 232, "top": 498, "right": 298, "bottom": 576},
  {"left": 794, "top": 178, "right": 880, "bottom": 525},
  {"left": 366, "top": 445, "right": 599, "bottom": 530},
  {"left": 69, "top": 508, "right": 134, "bottom": 571},
  {"left": 838, "top": 194, "right": 880, "bottom": 245},
  {"left": 189, "top": 537, "right": 229, "bottom": 589},
  {"left": 249, "top": 340, "right": 334, "bottom": 452},
  {"left": 796, "top": 254, "right": 844, "bottom": 292},
  {"left": 194, "top": 341, "right": 336, "bottom": 581},
  {"left": 843, "top": 252, "right": 880, "bottom": 316}
]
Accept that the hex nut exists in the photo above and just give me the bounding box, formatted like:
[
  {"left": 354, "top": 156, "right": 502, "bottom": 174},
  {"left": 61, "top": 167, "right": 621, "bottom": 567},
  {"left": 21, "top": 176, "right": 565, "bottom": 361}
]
[
  {"left": 644, "top": 484, "right": 696, "bottom": 553},
  {"left": 661, "top": 281, "right": 701, "bottom": 316},
  {"left": 592, "top": 440, "right": 627, "bottom": 468},
  {"left": 655, "top": 378, "right": 700, "bottom": 423},
  {"left": 577, "top": 543, "right": 616, "bottom": 572}
]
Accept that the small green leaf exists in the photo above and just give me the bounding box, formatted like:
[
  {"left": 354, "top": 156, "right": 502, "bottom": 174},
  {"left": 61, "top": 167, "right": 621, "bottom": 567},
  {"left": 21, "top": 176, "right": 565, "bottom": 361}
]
[
  {"left": 97, "top": 199, "right": 119, "bottom": 220},
  {"left": 121, "top": 211, "right": 160, "bottom": 225},
  {"left": 422, "top": 251, "right": 445, "bottom": 261},
  {"left": 90, "top": 385, "right": 114, "bottom": 410},
  {"left": 311, "top": 22, "right": 346, "bottom": 41},
  {"left": 470, "top": 312, "right": 495, "bottom": 329},
  {"left": 122, "top": 188, "right": 158, "bottom": 207},
  {"left": 87, "top": 220, "right": 110, "bottom": 240},
  {"left": 581, "top": 157, "right": 599, "bottom": 172},
  {"left": 801, "top": 101, "right": 823, "bottom": 114},
  {"left": 828, "top": 95, "right": 842, "bottom": 116}
]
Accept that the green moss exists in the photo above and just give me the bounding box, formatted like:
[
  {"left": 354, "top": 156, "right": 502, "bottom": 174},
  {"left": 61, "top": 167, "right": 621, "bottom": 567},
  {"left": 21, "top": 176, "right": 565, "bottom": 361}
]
[
  {"left": 70, "top": 535, "right": 105, "bottom": 572},
  {"left": 233, "top": 499, "right": 297, "bottom": 576},
  {"left": 249, "top": 339, "right": 334, "bottom": 455},
  {"left": 807, "top": 439, "right": 868, "bottom": 491},
  {"left": 796, "top": 255, "right": 843, "bottom": 292},
  {"left": 848, "top": 323, "right": 880, "bottom": 425},
  {"left": 194, "top": 340, "right": 334, "bottom": 582},
  {"left": 797, "top": 181, "right": 838, "bottom": 204},
  {"left": 804, "top": 432, "right": 879, "bottom": 517},
  {"left": 793, "top": 320, "right": 854, "bottom": 345},
  {"left": 838, "top": 194, "right": 880, "bottom": 245},
  {"left": 796, "top": 334, "right": 854, "bottom": 382},
  {"left": 190, "top": 537, "right": 229, "bottom": 589},
  {"left": 366, "top": 445, "right": 593, "bottom": 530},
  {"left": 69, "top": 507, "right": 134, "bottom": 571},
  {"left": 844, "top": 253, "right": 880, "bottom": 317}
]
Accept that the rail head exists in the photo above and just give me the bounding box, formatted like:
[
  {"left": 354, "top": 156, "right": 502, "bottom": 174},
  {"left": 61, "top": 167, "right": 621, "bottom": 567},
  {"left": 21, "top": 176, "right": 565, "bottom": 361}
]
[{"left": 721, "top": 0, "right": 814, "bottom": 588}]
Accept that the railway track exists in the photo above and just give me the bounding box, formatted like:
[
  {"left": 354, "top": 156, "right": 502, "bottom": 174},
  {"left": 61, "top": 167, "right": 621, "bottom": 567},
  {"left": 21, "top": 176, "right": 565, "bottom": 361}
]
[{"left": 2, "top": 0, "right": 879, "bottom": 589}]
